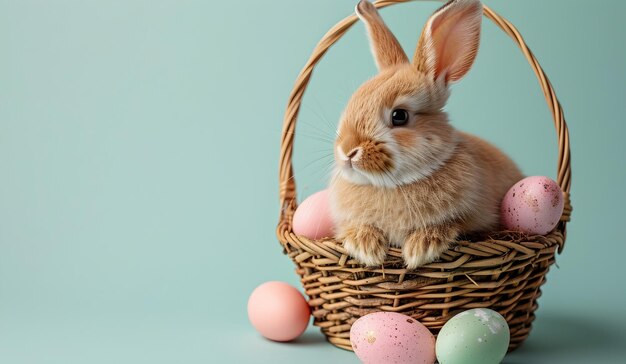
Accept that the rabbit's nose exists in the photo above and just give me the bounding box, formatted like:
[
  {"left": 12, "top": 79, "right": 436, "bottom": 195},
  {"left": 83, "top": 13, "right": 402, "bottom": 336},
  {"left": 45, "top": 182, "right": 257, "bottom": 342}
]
[{"left": 346, "top": 147, "right": 362, "bottom": 161}]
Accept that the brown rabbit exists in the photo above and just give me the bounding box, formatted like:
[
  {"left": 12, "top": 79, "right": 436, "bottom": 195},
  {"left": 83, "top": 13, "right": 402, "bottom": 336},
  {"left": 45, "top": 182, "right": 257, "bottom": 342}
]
[{"left": 329, "top": 0, "right": 523, "bottom": 269}]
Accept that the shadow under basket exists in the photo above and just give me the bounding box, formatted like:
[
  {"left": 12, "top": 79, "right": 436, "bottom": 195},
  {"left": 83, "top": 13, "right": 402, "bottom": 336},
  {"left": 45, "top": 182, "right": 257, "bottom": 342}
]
[{"left": 276, "top": 0, "right": 572, "bottom": 353}]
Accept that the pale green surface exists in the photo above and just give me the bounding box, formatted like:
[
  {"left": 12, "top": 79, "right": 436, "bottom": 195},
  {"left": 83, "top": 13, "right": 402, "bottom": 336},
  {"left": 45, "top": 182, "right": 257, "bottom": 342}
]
[{"left": 0, "top": 0, "right": 625, "bottom": 363}]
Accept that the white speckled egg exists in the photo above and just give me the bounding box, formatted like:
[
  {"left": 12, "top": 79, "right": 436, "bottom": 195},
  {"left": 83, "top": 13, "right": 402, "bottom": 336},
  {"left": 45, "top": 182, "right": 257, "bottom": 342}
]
[
  {"left": 350, "top": 312, "right": 435, "bottom": 364},
  {"left": 500, "top": 176, "right": 564, "bottom": 235},
  {"left": 436, "top": 308, "right": 510, "bottom": 364}
]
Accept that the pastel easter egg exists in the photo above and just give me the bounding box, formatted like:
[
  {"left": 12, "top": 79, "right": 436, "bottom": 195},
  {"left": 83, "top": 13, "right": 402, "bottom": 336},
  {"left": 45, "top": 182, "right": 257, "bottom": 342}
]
[
  {"left": 293, "top": 189, "right": 335, "bottom": 240},
  {"left": 436, "top": 308, "right": 510, "bottom": 364},
  {"left": 247, "top": 281, "right": 310, "bottom": 342},
  {"left": 500, "top": 176, "right": 564, "bottom": 235},
  {"left": 350, "top": 312, "right": 436, "bottom": 364}
]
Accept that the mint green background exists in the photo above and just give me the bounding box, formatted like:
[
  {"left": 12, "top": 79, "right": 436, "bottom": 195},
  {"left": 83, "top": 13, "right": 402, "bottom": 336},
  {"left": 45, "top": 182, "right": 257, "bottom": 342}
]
[{"left": 1, "top": 0, "right": 624, "bottom": 363}]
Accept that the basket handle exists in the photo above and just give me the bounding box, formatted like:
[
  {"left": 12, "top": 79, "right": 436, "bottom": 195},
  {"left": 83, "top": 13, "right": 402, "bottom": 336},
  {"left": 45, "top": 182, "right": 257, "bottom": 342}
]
[{"left": 278, "top": 0, "right": 571, "bottom": 232}]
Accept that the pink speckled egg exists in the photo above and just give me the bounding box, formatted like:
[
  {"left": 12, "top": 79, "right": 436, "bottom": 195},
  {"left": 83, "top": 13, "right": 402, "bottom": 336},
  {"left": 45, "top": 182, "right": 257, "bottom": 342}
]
[
  {"left": 501, "top": 176, "right": 564, "bottom": 235},
  {"left": 247, "top": 282, "right": 310, "bottom": 342},
  {"left": 292, "top": 189, "right": 335, "bottom": 240},
  {"left": 350, "top": 312, "right": 436, "bottom": 364}
]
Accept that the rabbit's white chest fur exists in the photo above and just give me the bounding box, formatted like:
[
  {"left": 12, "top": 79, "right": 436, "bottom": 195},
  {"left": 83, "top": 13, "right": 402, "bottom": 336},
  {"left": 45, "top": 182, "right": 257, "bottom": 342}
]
[{"left": 329, "top": 133, "right": 522, "bottom": 247}]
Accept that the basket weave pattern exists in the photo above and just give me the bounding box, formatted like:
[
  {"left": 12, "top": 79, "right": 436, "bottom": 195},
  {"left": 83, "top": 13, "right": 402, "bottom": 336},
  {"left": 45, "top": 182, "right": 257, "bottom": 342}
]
[{"left": 277, "top": 0, "right": 571, "bottom": 351}]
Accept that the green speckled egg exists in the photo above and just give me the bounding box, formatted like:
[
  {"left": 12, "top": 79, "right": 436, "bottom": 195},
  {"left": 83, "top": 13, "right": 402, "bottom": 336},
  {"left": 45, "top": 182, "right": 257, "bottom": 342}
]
[{"left": 436, "top": 308, "right": 510, "bottom": 364}]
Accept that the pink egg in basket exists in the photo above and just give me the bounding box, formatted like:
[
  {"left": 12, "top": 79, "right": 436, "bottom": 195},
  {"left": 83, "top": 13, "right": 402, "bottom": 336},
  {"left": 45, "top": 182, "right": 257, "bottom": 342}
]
[
  {"left": 501, "top": 176, "right": 564, "bottom": 235},
  {"left": 292, "top": 189, "right": 335, "bottom": 240}
]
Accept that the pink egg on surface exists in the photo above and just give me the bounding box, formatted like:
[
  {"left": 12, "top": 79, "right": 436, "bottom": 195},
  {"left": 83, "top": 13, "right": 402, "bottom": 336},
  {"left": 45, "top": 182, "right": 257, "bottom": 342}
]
[
  {"left": 247, "top": 281, "right": 310, "bottom": 342},
  {"left": 292, "top": 189, "right": 335, "bottom": 240},
  {"left": 350, "top": 312, "right": 436, "bottom": 364},
  {"left": 501, "top": 176, "right": 564, "bottom": 235}
]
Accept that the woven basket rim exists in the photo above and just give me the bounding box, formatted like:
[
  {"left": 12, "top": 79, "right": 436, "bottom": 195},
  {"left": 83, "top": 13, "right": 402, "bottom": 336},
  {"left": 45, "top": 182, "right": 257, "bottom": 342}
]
[{"left": 277, "top": 0, "right": 572, "bottom": 249}]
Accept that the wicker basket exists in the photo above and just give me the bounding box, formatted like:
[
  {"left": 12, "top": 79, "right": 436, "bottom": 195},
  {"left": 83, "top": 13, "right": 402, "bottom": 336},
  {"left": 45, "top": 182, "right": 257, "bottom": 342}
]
[{"left": 277, "top": 0, "right": 572, "bottom": 352}]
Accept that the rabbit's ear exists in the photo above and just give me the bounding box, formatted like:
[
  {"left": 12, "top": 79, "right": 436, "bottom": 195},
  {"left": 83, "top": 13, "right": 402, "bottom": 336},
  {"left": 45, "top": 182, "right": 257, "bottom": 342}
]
[
  {"left": 413, "top": 0, "right": 482, "bottom": 83},
  {"left": 356, "top": 0, "right": 408, "bottom": 70}
]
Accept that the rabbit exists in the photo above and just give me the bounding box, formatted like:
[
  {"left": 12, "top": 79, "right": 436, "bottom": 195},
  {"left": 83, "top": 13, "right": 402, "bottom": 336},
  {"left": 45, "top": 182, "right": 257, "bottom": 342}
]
[{"left": 329, "top": 0, "right": 523, "bottom": 269}]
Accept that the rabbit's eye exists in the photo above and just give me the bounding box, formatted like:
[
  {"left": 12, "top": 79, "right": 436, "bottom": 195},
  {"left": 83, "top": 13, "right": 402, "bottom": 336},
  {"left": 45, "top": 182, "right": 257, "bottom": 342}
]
[{"left": 391, "top": 109, "right": 409, "bottom": 127}]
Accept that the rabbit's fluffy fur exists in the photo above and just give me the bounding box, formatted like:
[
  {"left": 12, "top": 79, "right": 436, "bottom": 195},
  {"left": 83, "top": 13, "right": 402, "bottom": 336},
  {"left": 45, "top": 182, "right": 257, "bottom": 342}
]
[{"left": 329, "top": 0, "right": 523, "bottom": 269}]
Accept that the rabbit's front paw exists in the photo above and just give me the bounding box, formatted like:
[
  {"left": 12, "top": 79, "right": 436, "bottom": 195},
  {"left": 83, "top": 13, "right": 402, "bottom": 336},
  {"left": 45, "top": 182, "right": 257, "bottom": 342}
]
[
  {"left": 402, "top": 225, "right": 459, "bottom": 270},
  {"left": 340, "top": 225, "right": 388, "bottom": 267}
]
